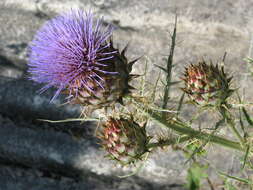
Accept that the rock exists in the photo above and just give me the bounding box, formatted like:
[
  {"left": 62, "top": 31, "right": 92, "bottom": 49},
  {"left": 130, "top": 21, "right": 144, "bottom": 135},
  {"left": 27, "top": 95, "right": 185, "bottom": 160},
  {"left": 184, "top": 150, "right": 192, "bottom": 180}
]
[
  {"left": 0, "top": 165, "right": 185, "bottom": 190},
  {"left": 0, "top": 0, "right": 252, "bottom": 189},
  {"left": 0, "top": 5, "right": 46, "bottom": 70},
  {"left": 0, "top": 122, "right": 185, "bottom": 190},
  {"left": 0, "top": 77, "right": 81, "bottom": 120},
  {"left": 0, "top": 65, "right": 23, "bottom": 78}
]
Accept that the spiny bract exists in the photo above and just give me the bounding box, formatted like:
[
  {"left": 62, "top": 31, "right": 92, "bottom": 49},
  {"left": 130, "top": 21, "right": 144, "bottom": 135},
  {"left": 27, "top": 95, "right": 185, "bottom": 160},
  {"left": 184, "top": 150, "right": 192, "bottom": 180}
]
[
  {"left": 98, "top": 117, "right": 149, "bottom": 165},
  {"left": 28, "top": 9, "right": 137, "bottom": 108},
  {"left": 182, "top": 61, "right": 233, "bottom": 105}
]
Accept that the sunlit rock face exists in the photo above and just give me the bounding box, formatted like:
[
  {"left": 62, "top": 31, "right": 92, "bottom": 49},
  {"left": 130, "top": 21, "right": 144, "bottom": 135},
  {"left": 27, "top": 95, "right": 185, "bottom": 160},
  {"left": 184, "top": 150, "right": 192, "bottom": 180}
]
[{"left": 0, "top": 0, "right": 252, "bottom": 189}]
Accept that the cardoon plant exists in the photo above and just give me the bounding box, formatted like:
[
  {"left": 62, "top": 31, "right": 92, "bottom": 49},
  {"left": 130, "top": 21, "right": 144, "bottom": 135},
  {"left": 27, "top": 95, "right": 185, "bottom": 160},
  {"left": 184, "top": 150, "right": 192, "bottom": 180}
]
[
  {"left": 28, "top": 9, "right": 253, "bottom": 189},
  {"left": 28, "top": 10, "right": 136, "bottom": 109},
  {"left": 98, "top": 116, "right": 150, "bottom": 165},
  {"left": 182, "top": 61, "right": 233, "bottom": 106}
]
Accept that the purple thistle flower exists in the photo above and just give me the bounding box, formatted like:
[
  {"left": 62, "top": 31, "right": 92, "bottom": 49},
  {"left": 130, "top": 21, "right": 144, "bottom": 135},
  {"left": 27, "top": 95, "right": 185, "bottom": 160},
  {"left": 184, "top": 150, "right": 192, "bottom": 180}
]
[{"left": 28, "top": 10, "right": 116, "bottom": 101}]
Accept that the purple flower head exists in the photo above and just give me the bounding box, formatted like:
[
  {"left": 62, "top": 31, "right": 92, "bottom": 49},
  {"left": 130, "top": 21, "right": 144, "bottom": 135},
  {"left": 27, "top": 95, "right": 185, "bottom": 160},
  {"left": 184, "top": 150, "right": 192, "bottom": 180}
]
[{"left": 28, "top": 10, "right": 116, "bottom": 102}]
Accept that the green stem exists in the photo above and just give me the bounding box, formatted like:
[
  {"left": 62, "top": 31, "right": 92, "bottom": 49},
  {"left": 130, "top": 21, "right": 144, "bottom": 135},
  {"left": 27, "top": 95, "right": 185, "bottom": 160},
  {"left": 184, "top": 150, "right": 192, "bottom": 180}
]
[
  {"left": 218, "top": 105, "right": 244, "bottom": 145},
  {"left": 227, "top": 120, "right": 244, "bottom": 144},
  {"left": 147, "top": 135, "right": 192, "bottom": 149},
  {"left": 162, "top": 15, "right": 177, "bottom": 118},
  {"left": 145, "top": 108, "right": 244, "bottom": 152}
]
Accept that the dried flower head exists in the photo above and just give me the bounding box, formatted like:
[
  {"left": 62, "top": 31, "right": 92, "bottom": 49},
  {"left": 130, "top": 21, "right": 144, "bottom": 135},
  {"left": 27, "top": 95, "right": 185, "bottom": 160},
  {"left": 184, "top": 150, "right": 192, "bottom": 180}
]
[
  {"left": 182, "top": 61, "right": 233, "bottom": 105},
  {"left": 98, "top": 117, "right": 149, "bottom": 165},
  {"left": 28, "top": 10, "right": 137, "bottom": 108}
]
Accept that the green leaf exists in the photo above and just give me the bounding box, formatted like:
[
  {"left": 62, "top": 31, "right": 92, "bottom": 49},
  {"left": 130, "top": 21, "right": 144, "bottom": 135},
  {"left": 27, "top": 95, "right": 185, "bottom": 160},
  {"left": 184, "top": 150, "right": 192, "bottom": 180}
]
[
  {"left": 224, "top": 180, "right": 238, "bottom": 190},
  {"left": 154, "top": 64, "right": 167, "bottom": 73},
  {"left": 38, "top": 118, "right": 99, "bottom": 123},
  {"left": 242, "top": 144, "right": 250, "bottom": 169},
  {"left": 236, "top": 91, "right": 246, "bottom": 134},
  {"left": 214, "top": 118, "right": 225, "bottom": 130},
  {"left": 160, "top": 80, "right": 166, "bottom": 86},
  {"left": 239, "top": 108, "right": 245, "bottom": 132},
  {"left": 185, "top": 118, "right": 224, "bottom": 162},
  {"left": 136, "top": 104, "right": 244, "bottom": 151},
  {"left": 162, "top": 15, "right": 177, "bottom": 114},
  {"left": 245, "top": 57, "right": 253, "bottom": 64},
  {"left": 168, "top": 81, "right": 181, "bottom": 85},
  {"left": 242, "top": 107, "right": 253, "bottom": 127},
  {"left": 177, "top": 92, "right": 185, "bottom": 115},
  {"left": 219, "top": 172, "right": 253, "bottom": 185},
  {"left": 185, "top": 141, "right": 207, "bottom": 160},
  {"left": 151, "top": 70, "right": 161, "bottom": 101},
  {"left": 118, "top": 152, "right": 150, "bottom": 178},
  {"left": 185, "top": 163, "right": 208, "bottom": 190}
]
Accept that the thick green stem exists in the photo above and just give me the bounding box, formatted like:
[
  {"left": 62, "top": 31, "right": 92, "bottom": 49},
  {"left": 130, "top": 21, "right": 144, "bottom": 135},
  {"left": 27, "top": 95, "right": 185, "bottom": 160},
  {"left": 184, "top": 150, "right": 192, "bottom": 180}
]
[
  {"left": 219, "top": 105, "right": 244, "bottom": 145},
  {"left": 147, "top": 135, "right": 192, "bottom": 149},
  {"left": 227, "top": 120, "right": 244, "bottom": 144},
  {"left": 145, "top": 108, "right": 244, "bottom": 152}
]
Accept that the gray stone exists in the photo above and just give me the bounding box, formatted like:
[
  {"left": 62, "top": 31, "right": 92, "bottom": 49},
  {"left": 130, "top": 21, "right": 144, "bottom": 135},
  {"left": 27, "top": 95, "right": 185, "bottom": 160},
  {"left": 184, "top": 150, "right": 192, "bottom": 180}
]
[
  {"left": 0, "top": 65, "right": 23, "bottom": 78},
  {"left": 0, "top": 165, "right": 185, "bottom": 190},
  {"left": 0, "top": 0, "right": 252, "bottom": 189},
  {"left": 0, "top": 123, "right": 185, "bottom": 190},
  {"left": 0, "top": 5, "right": 46, "bottom": 70},
  {"left": 0, "top": 77, "right": 81, "bottom": 120}
]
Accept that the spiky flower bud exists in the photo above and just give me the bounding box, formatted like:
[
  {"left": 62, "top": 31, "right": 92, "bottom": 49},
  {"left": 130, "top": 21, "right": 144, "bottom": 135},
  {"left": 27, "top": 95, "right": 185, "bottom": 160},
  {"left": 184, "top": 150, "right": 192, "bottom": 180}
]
[
  {"left": 182, "top": 61, "right": 233, "bottom": 105},
  {"left": 28, "top": 10, "right": 137, "bottom": 108},
  {"left": 98, "top": 117, "right": 149, "bottom": 165}
]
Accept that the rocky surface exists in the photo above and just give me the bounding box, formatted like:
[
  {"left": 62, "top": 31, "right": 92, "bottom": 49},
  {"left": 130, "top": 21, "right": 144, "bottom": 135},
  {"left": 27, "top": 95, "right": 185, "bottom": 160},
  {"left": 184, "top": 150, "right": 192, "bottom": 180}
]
[{"left": 0, "top": 0, "right": 253, "bottom": 189}]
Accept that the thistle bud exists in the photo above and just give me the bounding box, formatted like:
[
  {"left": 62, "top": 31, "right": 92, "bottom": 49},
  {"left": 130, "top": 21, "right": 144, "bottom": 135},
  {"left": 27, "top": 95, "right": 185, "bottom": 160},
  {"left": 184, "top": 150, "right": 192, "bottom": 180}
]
[
  {"left": 182, "top": 61, "right": 232, "bottom": 105},
  {"left": 98, "top": 117, "right": 149, "bottom": 165}
]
